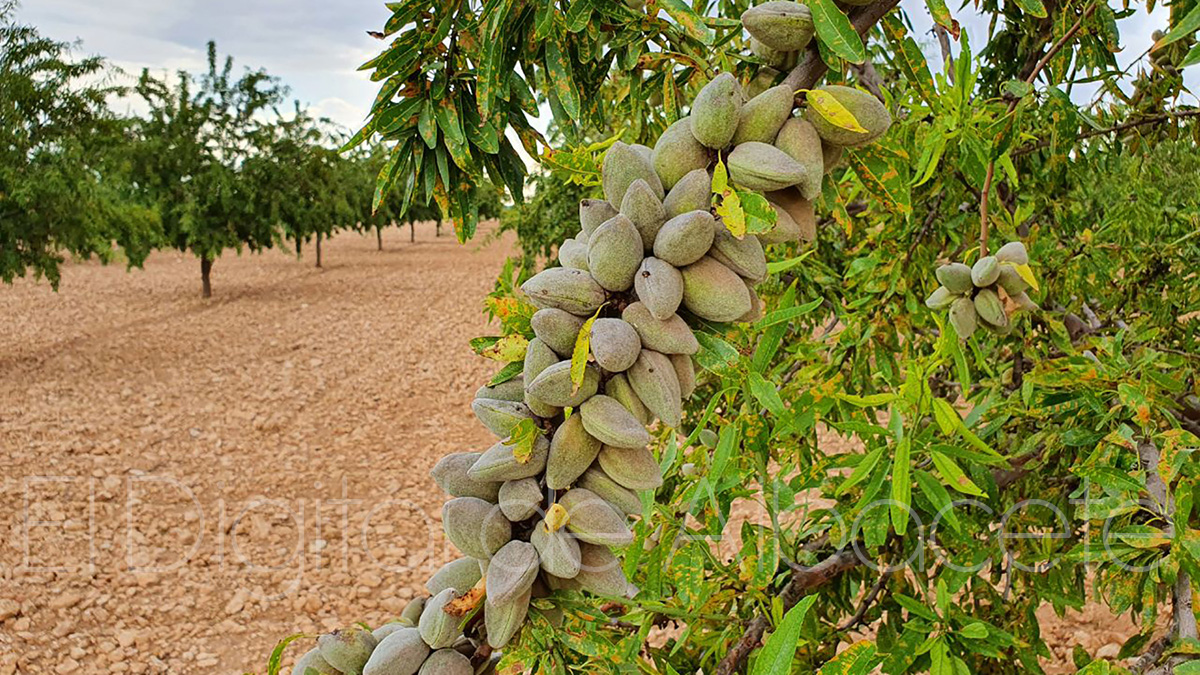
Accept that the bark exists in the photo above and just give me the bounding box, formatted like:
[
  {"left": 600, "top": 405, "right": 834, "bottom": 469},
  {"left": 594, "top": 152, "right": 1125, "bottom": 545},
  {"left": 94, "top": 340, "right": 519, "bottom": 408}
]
[
  {"left": 410, "top": 221, "right": 416, "bottom": 243},
  {"left": 316, "top": 232, "right": 323, "bottom": 268},
  {"left": 200, "top": 257, "right": 213, "bottom": 298},
  {"left": 376, "top": 225, "right": 383, "bottom": 251}
]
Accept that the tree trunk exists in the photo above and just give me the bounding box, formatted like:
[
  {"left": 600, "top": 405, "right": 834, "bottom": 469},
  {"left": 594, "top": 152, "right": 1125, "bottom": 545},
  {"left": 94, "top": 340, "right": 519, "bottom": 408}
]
[
  {"left": 376, "top": 225, "right": 383, "bottom": 251},
  {"left": 316, "top": 232, "right": 323, "bottom": 268},
  {"left": 410, "top": 221, "right": 415, "bottom": 243},
  {"left": 200, "top": 257, "right": 213, "bottom": 298},
  {"left": 436, "top": 221, "right": 442, "bottom": 237},
  {"left": 295, "top": 238, "right": 302, "bottom": 256}
]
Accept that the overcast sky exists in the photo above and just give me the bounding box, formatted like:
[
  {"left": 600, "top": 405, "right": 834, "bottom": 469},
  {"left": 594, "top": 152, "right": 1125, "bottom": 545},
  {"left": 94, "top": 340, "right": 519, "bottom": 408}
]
[{"left": 18, "top": 0, "right": 1196, "bottom": 137}]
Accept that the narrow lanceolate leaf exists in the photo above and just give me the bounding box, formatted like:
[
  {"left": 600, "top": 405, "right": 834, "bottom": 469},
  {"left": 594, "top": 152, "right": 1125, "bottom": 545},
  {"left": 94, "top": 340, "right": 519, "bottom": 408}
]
[
  {"left": 923, "top": 0, "right": 959, "bottom": 37},
  {"left": 890, "top": 438, "right": 912, "bottom": 536},
  {"left": 544, "top": 34, "right": 582, "bottom": 120},
  {"left": 1010, "top": 262, "right": 1039, "bottom": 291},
  {"left": 1012, "top": 0, "right": 1048, "bottom": 18},
  {"left": 881, "top": 19, "right": 936, "bottom": 105},
  {"left": 817, "top": 640, "right": 878, "bottom": 675},
  {"left": 435, "top": 99, "right": 472, "bottom": 170},
  {"left": 749, "top": 596, "right": 818, "bottom": 675},
  {"left": 807, "top": 0, "right": 866, "bottom": 64},
  {"left": 477, "top": 2, "right": 512, "bottom": 119},
  {"left": 748, "top": 371, "right": 786, "bottom": 417},
  {"left": 1180, "top": 42, "right": 1200, "bottom": 68},
  {"left": 266, "top": 633, "right": 310, "bottom": 675},
  {"left": 571, "top": 305, "right": 604, "bottom": 394},
  {"left": 836, "top": 446, "right": 885, "bottom": 496},
  {"left": 418, "top": 99, "right": 437, "bottom": 149},
  {"left": 712, "top": 158, "right": 747, "bottom": 236},
  {"left": 488, "top": 360, "right": 523, "bottom": 386},
  {"left": 658, "top": 0, "right": 715, "bottom": 44},
  {"left": 930, "top": 450, "right": 984, "bottom": 496},
  {"left": 847, "top": 140, "right": 912, "bottom": 215},
  {"left": 806, "top": 89, "right": 867, "bottom": 133}
]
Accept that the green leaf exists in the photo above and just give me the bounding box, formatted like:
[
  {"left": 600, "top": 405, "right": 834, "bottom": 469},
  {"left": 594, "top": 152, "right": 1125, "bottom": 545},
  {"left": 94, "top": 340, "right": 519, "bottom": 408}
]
[
  {"left": 914, "top": 469, "right": 961, "bottom": 532},
  {"left": 750, "top": 596, "right": 818, "bottom": 675},
  {"left": 807, "top": 0, "right": 867, "bottom": 64},
  {"left": 930, "top": 451, "right": 984, "bottom": 496},
  {"left": 740, "top": 190, "right": 779, "bottom": 236},
  {"left": 766, "top": 250, "right": 816, "bottom": 275},
  {"left": 544, "top": 34, "right": 582, "bottom": 120},
  {"left": 266, "top": 633, "right": 310, "bottom": 675},
  {"left": 959, "top": 622, "right": 988, "bottom": 639},
  {"left": 837, "top": 447, "right": 886, "bottom": 496},
  {"left": 571, "top": 305, "right": 604, "bottom": 394},
  {"left": 754, "top": 298, "right": 824, "bottom": 329},
  {"left": 1155, "top": 2, "right": 1200, "bottom": 49},
  {"left": 891, "top": 438, "right": 912, "bottom": 535},
  {"left": 488, "top": 360, "right": 523, "bottom": 386},
  {"left": 1012, "top": 0, "right": 1047, "bottom": 18},
  {"left": 434, "top": 99, "right": 472, "bottom": 170},
  {"left": 817, "top": 640, "right": 877, "bottom": 675},
  {"left": 658, "top": 0, "right": 715, "bottom": 44},
  {"left": 418, "top": 99, "right": 437, "bottom": 149},
  {"left": 1181, "top": 42, "right": 1200, "bottom": 68},
  {"left": 749, "top": 371, "right": 787, "bottom": 417}
]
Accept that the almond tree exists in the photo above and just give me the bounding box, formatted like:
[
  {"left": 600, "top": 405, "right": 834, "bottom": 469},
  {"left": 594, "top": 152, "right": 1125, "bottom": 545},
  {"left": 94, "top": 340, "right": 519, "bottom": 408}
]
[
  {"left": 131, "top": 42, "right": 285, "bottom": 297},
  {"left": 0, "top": 5, "right": 158, "bottom": 288}
]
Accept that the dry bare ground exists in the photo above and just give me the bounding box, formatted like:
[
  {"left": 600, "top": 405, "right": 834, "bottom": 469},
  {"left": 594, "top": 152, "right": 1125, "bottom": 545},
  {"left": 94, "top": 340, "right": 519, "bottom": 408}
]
[{"left": 0, "top": 223, "right": 1137, "bottom": 675}]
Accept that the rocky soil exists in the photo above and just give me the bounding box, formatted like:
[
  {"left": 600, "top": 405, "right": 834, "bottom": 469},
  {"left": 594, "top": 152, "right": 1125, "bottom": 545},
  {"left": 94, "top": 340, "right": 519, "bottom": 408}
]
[{"left": 0, "top": 223, "right": 1139, "bottom": 674}]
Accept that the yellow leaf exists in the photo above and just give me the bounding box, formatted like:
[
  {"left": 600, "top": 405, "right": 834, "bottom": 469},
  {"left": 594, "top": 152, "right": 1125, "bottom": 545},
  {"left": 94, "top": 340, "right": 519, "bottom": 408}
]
[
  {"left": 571, "top": 304, "right": 605, "bottom": 394},
  {"left": 805, "top": 88, "right": 867, "bottom": 133},
  {"left": 544, "top": 503, "right": 569, "bottom": 532},
  {"left": 1011, "top": 262, "right": 1039, "bottom": 291},
  {"left": 480, "top": 334, "right": 529, "bottom": 362}
]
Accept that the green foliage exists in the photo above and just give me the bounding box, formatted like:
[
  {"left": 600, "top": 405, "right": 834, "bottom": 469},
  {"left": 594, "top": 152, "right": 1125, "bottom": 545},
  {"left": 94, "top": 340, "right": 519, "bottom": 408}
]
[
  {"left": 497, "top": 169, "right": 591, "bottom": 273},
  {"left": 131, "top": 41, "right": 286, "bottom": 273},
  {"left": 0, "top": 6, "right": 159, "bottom": 288}
]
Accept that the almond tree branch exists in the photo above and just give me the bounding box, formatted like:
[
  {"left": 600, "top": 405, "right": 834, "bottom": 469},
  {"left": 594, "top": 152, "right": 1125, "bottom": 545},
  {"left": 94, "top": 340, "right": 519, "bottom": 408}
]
[
  {"left": 1012, "top": 109, "right": 1200, "bottom": 156},
  {"left": 781, "top": 0, "right": 903, "bottom": 93},
  {"left": 978, "top": 2, "right": 1097, "bottom": 256}
]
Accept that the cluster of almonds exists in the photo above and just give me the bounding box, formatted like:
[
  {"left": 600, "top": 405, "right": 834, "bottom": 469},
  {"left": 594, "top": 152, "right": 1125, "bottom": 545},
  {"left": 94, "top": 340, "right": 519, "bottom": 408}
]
[
  {"left": 286, "top": 6, "right": 896, "bottom": 675},
  {"left": 925, "top": 241, "right": 1039, "bottom": 339}
]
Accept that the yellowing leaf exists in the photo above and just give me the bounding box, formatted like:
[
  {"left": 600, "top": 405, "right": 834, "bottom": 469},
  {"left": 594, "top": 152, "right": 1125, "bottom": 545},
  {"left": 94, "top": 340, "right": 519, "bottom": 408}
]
[
  {"left": 571, "top": 304, "right": 605, "bottom": 394},
  {"left": 479, "top": 334, "right": 529, "bottom": 362},
  {"left": 712, "top": 157, "right": 747, "bottom": 237},
  {"left": 505, "top": 418, "right": 541, "bottom": 464},
  {"left": 544, "top": 503, "right": 569, "bottom": 532},
  {"left": 805, "top": 88, "right": 867, "bottom": 133},
  {"left": 1011, "top": 262, "right": 1039, "bottom": 291}
]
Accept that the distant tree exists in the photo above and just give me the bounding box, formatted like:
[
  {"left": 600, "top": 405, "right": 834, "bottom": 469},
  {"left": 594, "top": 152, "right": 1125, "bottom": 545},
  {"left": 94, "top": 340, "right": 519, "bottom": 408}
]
[
  {"left": 131, "top": 41, "right": 285, "bottom": 297},
  {"left": 248, "top": 105, "right": 359, "bottom": 267},
  {"left": 0, "top": 5, "right": 159, "bottom": 288}
]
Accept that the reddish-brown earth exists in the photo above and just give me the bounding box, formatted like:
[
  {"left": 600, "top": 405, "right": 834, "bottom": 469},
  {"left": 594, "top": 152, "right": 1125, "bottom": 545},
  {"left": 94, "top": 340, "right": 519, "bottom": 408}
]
[{"left": 0, "top": 224, "right": 1141, "bottom": 674}]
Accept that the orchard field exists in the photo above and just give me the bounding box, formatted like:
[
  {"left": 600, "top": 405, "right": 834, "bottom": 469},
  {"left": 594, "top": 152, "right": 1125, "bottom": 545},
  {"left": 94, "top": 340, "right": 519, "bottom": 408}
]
[{"left": 0, "top": 226, "right": 1149, "bottom": 675}]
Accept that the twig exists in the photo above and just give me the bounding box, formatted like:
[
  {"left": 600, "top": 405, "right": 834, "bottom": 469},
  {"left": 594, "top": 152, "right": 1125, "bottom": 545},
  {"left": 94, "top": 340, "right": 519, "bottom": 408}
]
[
  {"left": 836, "top": 572, "right": 888, "bottom": 632},
  {"left": 715, "top": 551, "right": 859, "bottom": 675},
  {"left": 978, "top": 2, "right": 1097, "bottom": 255},
  {"left": 781, "top": 0, "right": 903, "bottom": 93},
  {"left": 979, "top": 162, "right": 996, "bottom": 256},
  {"left": 1012, "top": 109, "right": 1200, "bottom": 157},
  {"left": 934, "top": 24, "right": 955, "bottom": 83}
]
